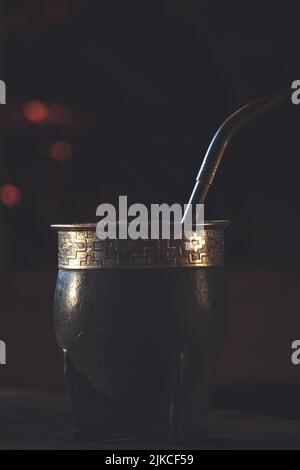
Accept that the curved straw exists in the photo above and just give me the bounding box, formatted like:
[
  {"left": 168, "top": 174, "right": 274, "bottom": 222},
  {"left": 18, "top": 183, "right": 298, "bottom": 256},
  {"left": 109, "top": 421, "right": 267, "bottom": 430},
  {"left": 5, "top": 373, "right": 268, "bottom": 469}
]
[{"left": 182, "top": 89, "right": 292, "bottom": 223}]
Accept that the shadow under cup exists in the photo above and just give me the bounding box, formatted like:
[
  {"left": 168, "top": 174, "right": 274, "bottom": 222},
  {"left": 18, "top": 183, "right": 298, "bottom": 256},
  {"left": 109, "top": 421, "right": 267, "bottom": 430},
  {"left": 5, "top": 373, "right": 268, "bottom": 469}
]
[{"left": 52, "top": 221, "right": 229, "bottom": 443}]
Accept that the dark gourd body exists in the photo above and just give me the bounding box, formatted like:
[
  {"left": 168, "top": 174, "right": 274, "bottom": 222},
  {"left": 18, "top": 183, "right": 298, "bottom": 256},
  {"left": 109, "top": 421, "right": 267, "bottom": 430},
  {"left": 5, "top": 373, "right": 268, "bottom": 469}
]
[{"left": 54, "top": 266, "right": 227, "bottom": 441}]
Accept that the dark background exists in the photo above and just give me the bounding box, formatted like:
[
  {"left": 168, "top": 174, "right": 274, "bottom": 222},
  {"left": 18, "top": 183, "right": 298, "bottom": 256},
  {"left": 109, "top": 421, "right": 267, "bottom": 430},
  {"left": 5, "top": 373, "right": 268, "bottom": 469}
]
[
  {"left": 1, "top": 0, "right": 300, "bottom": 266},
  {"left": 1, "top": 0, "right": 300, "bottom": 416}
]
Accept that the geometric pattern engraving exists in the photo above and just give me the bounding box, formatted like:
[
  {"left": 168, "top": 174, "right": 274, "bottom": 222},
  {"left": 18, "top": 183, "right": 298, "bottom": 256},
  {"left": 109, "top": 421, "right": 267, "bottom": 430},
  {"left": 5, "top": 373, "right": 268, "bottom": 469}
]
[{"left": 56, "top": 225, "right": 227, "bottom": 270}]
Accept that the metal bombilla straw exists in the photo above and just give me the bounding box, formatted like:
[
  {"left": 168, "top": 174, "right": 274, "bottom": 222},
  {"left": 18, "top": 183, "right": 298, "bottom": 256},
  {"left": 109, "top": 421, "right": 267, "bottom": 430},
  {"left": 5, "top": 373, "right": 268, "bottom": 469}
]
[{"left": 182, "top": 89, "right": 292, "bottom": 225}]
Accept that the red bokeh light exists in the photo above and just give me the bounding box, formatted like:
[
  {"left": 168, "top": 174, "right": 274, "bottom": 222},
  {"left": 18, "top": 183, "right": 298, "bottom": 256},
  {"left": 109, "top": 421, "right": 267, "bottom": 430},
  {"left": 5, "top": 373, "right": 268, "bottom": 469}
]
[
  {"left": 23, "top": 101, "right": 49, "bottom": 123},
  {"left": 50, "top": 141, "right": 73, "bottom": 162},
  {"left": 0, "top": 184, "right": 22, "bottom": 208}
]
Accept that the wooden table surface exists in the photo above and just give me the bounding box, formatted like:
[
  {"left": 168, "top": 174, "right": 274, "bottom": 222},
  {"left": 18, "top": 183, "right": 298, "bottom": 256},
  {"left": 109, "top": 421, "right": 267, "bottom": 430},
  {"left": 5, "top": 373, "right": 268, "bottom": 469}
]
[{"left": 1, "top": 391, "right": 300, "bottom": 450}]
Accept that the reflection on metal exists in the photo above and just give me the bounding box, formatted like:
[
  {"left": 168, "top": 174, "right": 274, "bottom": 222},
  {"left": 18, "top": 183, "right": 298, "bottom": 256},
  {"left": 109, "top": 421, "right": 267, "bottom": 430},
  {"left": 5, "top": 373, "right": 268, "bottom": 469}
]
[
  {"left": 185, "top": 232, "right": 206, "bottom": 253},
  {"left": 52, "top": 221, "right": 229, "bottom": 269}
]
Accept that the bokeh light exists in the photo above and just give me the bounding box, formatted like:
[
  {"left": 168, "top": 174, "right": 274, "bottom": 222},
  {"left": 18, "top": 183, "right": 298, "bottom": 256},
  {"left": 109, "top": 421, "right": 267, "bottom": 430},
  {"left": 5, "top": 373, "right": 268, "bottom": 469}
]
[
  {"left": 50, "top": 141, "right": 73, "bottom": 162},
  {"left": 23, "top": 101, "right": 49, "bottom": 123},
  {"left": 0, "top": 184, "right": 22, "bottom": 208}
]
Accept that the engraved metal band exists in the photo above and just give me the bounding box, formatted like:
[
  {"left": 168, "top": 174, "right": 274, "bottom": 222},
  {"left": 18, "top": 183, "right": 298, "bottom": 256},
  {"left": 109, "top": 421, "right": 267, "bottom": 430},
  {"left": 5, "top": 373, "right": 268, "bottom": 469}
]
[{"left": 54, "top": 224, "right": 228, "bottom": 269}]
